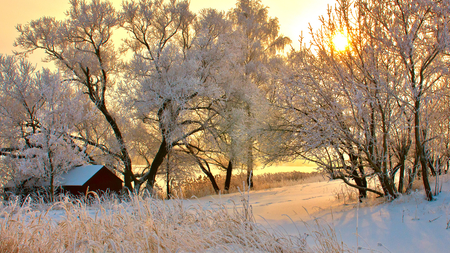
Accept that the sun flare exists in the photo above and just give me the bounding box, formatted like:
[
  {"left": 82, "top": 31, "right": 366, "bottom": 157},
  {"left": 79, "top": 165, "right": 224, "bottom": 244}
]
[{"left": 332, "top": 31, "right": 349, "bottom": 51}]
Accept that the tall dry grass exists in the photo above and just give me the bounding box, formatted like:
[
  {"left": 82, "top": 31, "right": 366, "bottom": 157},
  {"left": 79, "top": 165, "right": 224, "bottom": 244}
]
[
  {"left": 305, "top": 220, "right": 351, "bottom": 253},
  {"left": 0, "top": 191, "right": 309, "bottom": 253},
  {"left": 176, "top": 171, "right": 324, "bottom": 199},
  {"left": 0, "top": 172, "right": 353, "bottom": 253}
]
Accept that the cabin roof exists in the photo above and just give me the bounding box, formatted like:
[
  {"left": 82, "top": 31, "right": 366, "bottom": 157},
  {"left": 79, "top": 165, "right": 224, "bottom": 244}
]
[{"left": 60, "top": 165, "right": 104, "bottom": 186}]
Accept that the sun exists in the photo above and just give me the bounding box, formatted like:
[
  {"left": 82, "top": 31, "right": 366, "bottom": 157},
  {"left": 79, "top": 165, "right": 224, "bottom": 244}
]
[{"left": 332, "top": 31, "right": 349, "bottom": 52}]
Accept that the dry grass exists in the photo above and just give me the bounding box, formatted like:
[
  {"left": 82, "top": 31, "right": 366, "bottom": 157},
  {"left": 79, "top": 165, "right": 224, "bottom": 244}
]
[
  {"left": 304, "top": 219, "right": 352, "bottom": 253},
  {"left": 331, "top": 177, "right": 391, "bottom": 205},
  {"left": 332, "top": 184, "right": 360, "bottom": 204},
  {"left": 176, "top": 171, "right": 324, "bottom": 199},
  {"left": 0, "top": 171, "right": 355, "bottom": 253},
  {"left": 0, "top": 191, "right": 309, "bottom": 253}
]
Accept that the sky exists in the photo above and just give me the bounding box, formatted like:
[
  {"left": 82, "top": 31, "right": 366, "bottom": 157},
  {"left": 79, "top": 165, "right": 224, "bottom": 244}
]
[{"left": 0, "top": 0, "right": 336, "bottom": 65}]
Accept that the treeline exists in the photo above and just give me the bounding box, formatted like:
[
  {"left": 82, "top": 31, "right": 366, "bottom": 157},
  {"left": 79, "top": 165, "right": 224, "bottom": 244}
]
[{"left": 1, "top": 0, "right": 449, "bottom": 201}]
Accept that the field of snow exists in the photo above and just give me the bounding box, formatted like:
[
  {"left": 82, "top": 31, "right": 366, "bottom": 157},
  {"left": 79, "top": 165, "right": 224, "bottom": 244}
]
[
  {"left": 196, "top": 175, "right": 450, "bottom": 252},
  {"left": 1, "top": 174, "right": 449, "bottom": 252}
]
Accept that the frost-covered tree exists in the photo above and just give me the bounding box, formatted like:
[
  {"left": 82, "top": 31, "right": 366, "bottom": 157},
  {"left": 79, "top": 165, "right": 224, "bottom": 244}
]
[
  {"left": 120, "top": 0, "right": 233, "bottom": 191},
  {"left": 274, "top": 0, "right": 450, "bottom": 201},
  {"left": 226, "top": 0, "right": 291, "bottom": 188},
  {"left": 362, "top": 0, "right": 450, "bottom": 201},
  {"left": 13, "top": 0, "right": 279, "bottom": 194},
  {"left": 0, "top": 55, "right": 88, "bottom": 200},
  {"left": 14, "top": 0, "right": 137, "bottom": 190}
]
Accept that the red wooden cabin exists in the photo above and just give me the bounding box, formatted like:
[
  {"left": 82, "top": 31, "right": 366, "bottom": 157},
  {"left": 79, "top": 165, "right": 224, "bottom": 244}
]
[{"left": 60, "top": 165, "right": 123, "bottom": 196}]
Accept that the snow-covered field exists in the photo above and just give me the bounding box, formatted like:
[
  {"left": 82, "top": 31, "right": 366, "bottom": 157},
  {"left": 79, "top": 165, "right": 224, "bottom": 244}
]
[
  {"left": 1, "top": 175, "right": 449, "bottom": 252},
  {"left": 196, "top": 175, "right": 450, "bottom": 252}
]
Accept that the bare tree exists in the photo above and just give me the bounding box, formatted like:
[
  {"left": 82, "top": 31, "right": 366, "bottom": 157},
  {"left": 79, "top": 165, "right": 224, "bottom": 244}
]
[{"left": 357, "top": 0, "right": 450, "bottom": 200}]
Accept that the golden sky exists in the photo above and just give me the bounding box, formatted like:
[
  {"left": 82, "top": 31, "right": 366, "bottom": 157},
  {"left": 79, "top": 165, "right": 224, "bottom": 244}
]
[{"left": 0, "top": 0, "right": 335, "bottom": 63}]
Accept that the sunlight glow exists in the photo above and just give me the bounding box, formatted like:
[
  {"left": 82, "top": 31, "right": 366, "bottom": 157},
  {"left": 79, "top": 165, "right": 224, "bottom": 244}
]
[{"left": 332, "top": 31, "right": 349, "bottom": 51}]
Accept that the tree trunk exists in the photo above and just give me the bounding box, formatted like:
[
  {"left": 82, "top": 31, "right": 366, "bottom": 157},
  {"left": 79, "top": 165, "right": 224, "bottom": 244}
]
[
  {"left": 166, "top": 153, "right": 170, "bottom": 199},
  {"left": 224, "top": 160, "right": 233, "bottom": 191},
  {"left": 246, "top": 141, "right": 254, "bottom": 189},
  {"left": 414, "top": 99, "right": 433, "bottom": 201},
  {"left": 378, "top": 173, "right": 397, "bottom": 198},
  {"left": 420, "top": 155, "right": 433, "bottom": 201},
  {"left": 406, "top": 154, "right": 419, "bottom": 194},
  {"left": 349, "top": 154, "right": 367, "bottom": 200},
  {"left": 141, "top": 137, "right": 169, "bottom": 192},
  {"left": 428, "top": 158, "right": 437, "bottom": 176},
  {"left": 398, "top": 161, "right": 405, "bottom": 193},
  {"left": 98, "top": 103, "right": 134, "bottom": 191},
  {"left": 205, "top": 171, "right": 220, "bottom": 194},
  {"left": 195, "top": 158, "right": 220, "bottom": 194},
  {"left": 50, "top": 170, "right": 54, "bottom": 202},
  {"left": 201, "top": 166, "right": 220, "bottom": 194},
  {"left": 351, "top": 169, "right": 367, "bottom": 200},
  {"left": 48, "top": 144, "right": 55, "bottom": 202}
]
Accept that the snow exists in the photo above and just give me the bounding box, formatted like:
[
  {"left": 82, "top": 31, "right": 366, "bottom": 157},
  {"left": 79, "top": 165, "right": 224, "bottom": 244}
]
[
  {"left": 195, "top": 175, "right": 450, "bottom": 252},
  {"left": 59, "top": 165, "right": 103, "bottom": 186}
]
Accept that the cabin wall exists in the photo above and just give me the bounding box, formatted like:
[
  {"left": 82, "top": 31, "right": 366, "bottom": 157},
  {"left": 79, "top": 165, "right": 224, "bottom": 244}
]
[
  {"left": 84, "top": 167, "right": 123, "bottom": 194},
  {"left": 63, "top": 185, "right": 88, "bottom": 196}
]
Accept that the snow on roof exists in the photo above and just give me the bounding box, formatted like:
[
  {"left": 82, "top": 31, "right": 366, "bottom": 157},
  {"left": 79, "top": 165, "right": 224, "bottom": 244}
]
[{"left": 60, "top": 165, "right": 104, "bottom": 186}]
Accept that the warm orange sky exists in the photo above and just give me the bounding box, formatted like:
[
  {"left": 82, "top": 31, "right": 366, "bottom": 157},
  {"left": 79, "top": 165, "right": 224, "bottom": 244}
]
[{"left": 0, "top": 0, "right": 336, "bottom": 64}]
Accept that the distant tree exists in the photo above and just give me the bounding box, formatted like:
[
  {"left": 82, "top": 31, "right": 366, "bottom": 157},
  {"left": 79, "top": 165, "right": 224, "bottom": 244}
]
[{"left": 226, "top": 0, "right": 291, "bottom": 188}]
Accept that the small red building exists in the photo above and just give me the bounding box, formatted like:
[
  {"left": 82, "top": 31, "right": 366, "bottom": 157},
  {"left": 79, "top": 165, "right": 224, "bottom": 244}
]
[{"left": 60, "top": 165, "right": 123, "bottom": 196}]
